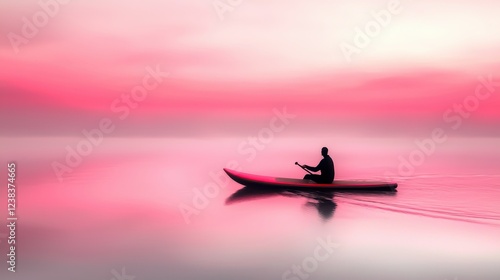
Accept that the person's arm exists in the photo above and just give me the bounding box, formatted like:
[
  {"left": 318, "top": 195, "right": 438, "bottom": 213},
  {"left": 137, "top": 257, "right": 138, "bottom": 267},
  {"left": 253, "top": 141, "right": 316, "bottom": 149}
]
[{"left": 305, "top": 160, "right": 324, "bottom": 172}]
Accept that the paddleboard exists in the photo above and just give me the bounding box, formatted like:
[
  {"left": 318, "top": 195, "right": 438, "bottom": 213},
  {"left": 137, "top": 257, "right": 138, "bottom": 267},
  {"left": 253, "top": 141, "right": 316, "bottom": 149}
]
[{"left": 224, "top": 168, "right": 397, "bottom": 191}]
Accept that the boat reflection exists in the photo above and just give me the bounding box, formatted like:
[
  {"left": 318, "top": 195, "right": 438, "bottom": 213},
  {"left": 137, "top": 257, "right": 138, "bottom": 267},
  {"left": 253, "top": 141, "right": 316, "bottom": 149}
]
[
  {"left": 226, "top": 187, "right": 337, "bottom": 221},
  {"left": 226, "top": 187, "right": 397, "bottom": 221}
]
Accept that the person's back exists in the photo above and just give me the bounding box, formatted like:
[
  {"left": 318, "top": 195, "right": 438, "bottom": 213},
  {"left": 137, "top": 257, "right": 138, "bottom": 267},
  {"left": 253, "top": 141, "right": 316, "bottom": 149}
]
[
  {"left": 320, "top": 154, "right": 334, "bottom": 183},
  {"left": 303, "top": 147, "right": 335, "bottom": 184}
]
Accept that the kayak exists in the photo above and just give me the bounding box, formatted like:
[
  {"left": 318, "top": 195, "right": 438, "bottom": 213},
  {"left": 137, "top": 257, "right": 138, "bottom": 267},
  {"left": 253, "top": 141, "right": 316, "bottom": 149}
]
[{"left": 223, "top": 168, "right": 398, "bottom": 191}]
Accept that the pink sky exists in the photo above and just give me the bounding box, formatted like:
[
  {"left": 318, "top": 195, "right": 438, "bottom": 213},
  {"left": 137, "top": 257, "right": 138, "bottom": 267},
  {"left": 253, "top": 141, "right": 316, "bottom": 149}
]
[{"left": 1, "top": 0, "right": 500, "bottom": 136}]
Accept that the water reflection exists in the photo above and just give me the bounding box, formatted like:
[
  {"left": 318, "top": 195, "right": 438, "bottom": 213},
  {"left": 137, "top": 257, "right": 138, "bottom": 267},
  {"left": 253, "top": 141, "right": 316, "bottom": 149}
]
[
  {"left": 303, "top": 192, "right": 336, "bottom": 220},
  {"left": 226, "top": 187, "right": 398, "bottom": 221},
  {"left": 226, "top": 187, "right": 338, "bottom": 220}
]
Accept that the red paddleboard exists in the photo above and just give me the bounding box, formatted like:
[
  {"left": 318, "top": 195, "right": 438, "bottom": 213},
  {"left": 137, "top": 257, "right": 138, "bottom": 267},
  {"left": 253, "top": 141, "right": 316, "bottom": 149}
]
[{"left": 224, "top": 168, "right": 397, "bottom": 191}]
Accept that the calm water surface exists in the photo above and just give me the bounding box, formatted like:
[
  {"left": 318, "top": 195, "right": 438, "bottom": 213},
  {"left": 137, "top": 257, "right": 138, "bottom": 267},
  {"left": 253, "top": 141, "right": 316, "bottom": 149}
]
[{"left": 1, "top": 136, "right": 499, "bottom": 280}]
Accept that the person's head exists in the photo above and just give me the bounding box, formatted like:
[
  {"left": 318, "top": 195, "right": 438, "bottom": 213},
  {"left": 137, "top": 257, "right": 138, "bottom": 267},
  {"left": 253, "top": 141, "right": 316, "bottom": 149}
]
[{"left": 321, "top": 147, "right": 328, "bottom": 156}]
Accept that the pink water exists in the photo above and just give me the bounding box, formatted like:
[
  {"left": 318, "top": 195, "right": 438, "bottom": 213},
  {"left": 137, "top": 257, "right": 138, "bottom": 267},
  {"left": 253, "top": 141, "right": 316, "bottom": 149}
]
[{"left": 1, "top": 136, "right": 499, "bottom": 280}]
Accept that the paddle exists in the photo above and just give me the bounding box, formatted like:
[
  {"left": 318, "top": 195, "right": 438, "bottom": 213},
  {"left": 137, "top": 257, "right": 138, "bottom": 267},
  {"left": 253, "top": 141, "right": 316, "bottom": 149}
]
[{"left": 295, "top": 162, "right": 313, "bottom": 175}]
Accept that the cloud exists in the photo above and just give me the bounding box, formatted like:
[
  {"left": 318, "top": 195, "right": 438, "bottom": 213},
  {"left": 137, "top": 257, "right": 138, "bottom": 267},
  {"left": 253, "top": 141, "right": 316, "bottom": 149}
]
[{"left": 1, "top": 0, "right": 500, "bottom": 137}]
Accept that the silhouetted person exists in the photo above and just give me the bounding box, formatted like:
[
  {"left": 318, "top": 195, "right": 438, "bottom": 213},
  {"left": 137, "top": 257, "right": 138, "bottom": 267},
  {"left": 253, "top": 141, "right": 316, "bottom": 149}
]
[{"left": 303, "top": 147, "right": 334, "bottom": 183}]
